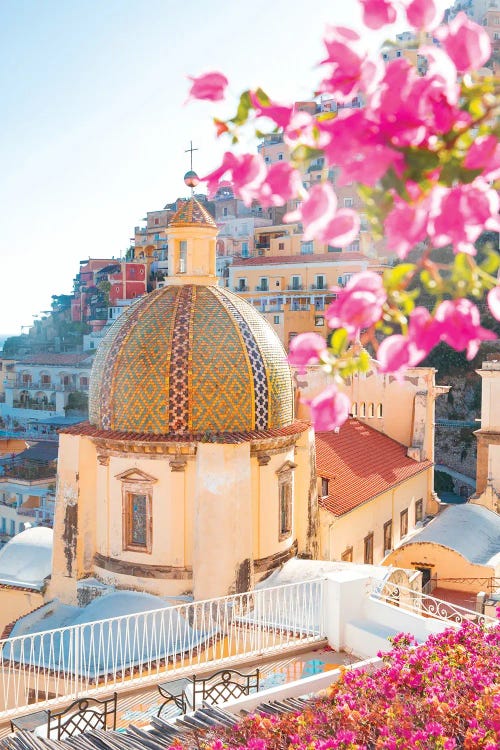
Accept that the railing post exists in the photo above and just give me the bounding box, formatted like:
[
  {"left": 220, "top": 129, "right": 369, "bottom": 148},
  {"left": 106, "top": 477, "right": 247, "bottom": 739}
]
[{"left": 74, "top": 627, "right": 80, "bottom": 699}]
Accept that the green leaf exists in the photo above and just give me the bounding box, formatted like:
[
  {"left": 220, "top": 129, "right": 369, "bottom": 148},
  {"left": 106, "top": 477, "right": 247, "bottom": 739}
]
[
  {"left": 383, "top": 264, "right": 416, "bottom": 290},
  {"left": 329, "top": 328, "right": 349, "bottom": 356},
  {"left": 230, "top": 91, "right": 253, "bottom": 126},
  {"left": 254, "top": 88, "right": 271, "bottom": 106},
  {"left": 290, "top": 144, "right": 324, "bottom": 164}
]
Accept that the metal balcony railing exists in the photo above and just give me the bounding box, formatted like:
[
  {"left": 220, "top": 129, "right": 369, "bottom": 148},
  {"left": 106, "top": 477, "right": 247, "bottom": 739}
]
[
  {"left": 234, "top": 285, "right": 249, "bottom": 292},
  {"left": 287, "top": 285, "right": 303, "bottom": 291},
  {"left": 0, "top": 579, "right": 324, "bottom": 720}
]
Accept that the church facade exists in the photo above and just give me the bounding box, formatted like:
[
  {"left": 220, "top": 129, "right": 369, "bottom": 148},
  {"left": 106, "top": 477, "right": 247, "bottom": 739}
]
[{"left": 47, "top": 196, "right": 318, "bottom": 605}]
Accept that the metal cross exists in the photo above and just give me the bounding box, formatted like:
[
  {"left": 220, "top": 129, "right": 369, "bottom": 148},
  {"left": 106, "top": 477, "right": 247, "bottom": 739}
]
[{"left": 185, "top": 141, "right": 198, "bottom": 171}]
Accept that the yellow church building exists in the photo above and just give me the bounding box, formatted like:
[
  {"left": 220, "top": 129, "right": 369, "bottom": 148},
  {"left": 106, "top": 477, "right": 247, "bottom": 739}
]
[{"left": 46, "top": 195, "right": 318, "bottom": 606}]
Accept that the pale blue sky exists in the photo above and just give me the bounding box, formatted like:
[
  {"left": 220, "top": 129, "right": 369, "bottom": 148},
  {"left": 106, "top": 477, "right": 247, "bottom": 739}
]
[{"left": 0, "top": 0, "right": 387, "bottom": 333}]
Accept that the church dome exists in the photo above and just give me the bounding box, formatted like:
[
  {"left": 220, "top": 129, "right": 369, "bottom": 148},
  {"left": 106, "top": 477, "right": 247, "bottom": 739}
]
[{"left": 89, "top": 284, "right": 294, "bottom": 435}]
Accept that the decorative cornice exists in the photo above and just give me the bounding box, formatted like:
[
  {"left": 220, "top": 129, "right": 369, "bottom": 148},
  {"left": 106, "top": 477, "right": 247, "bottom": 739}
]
[{"left": 94, "top": 553, "right": 192, "bottom": 580}]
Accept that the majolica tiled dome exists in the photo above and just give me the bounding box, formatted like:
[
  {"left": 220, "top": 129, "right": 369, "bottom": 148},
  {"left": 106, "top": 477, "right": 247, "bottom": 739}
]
[{"left": 89, "top": 285, "right": 294, "bottom": 435}]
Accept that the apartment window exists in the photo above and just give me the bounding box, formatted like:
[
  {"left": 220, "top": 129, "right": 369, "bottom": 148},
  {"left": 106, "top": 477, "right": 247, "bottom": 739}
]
[
  {"left": 364, "top": 533, "right": 374, "bottom": 565},
  {"left": 321, "top": 477, "right": 329, "bottom": 496},
  {"left": 179, "top": 240, "right": 187, "bottom": 273},
  {"left": 154, "top": 218, "right": 159, "bottom": 225},
  {"left": 383, "top": 520, "right": 392, "bottom": 554},
  {"left": 341, "top": 547, "right": 353, "bottom": 562},
  {"left": 259, "top": 277, "right": 269, "bottom": 291},
  {"left": 223, "top": 207, "right": 228, "bottom": 217},
  {"left": 241, "top": 242, "right": 249, "bottom": 257},
  {"left": 10, "top": 520, "right": 15, "bottom": 536},
  {"left": 315, "top": 275, "right": 326, "bottom": 289},
  {"left": 290, "top": 275, "right": 302, "bottom": 290},
  {"left": 400, "top": 508, "right": 409, "bottom": 538},
  {"left": 264, "top": 156, "right": 270, "bottom": 164},
  {"left": 237, "top": 278, "right": 247, "bottom": 291},
  {"left": 273, "top": 315, "right": 280, "bottom": 325},
  {"left": 315, "top": 316, "right": 325, "bottom": 327},
  {"left": 41, "top": 375, "right": 51, "bottom": 385},
  {"left": 348, "top": 240, "right": 360, "bottom": 252},
  {"left": 300, "top": 241, "right": 314, "bottom": 255},
  {"left": 278, "top": 242, "right": 285, "bottom": 250},
  {"left": 344, "top": 198, "right": 354, "bottom": 207},
  {"left": 278, "top": 153, "right": 284, "bottom": 160},
  {"left": 415, "top": 498, "right": 423, "bottom": 524},
  {"left": 123, "top": 492, "right": 152, "bottom": 551}
]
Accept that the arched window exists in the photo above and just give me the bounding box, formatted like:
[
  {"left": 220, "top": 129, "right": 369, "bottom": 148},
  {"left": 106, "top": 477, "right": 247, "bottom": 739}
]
[
  {"left": 377, "top": 403, "right": 383, "bottom": 418},
  {"left": 360, "top": 402, "right": 366, "bottom": 417},
  {"left": 351, "top": 402, "right": 358, "bottom": 417},
  {"left": 368, "top": 402, "right": 375, "bottom": 418}
]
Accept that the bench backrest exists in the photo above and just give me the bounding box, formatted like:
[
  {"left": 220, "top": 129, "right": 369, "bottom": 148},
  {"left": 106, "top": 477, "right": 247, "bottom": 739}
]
[
  {"left": 191, "top": 669, "right": 260, "bottom": 709},
  {"left": 47, "top": 693, "right": 117, "bottom": 739}
]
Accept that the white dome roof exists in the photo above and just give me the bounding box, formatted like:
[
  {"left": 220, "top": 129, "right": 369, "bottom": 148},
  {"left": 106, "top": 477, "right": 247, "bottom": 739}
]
[{"left": 0, "top": 527, "right": 53, "bottom": 589}]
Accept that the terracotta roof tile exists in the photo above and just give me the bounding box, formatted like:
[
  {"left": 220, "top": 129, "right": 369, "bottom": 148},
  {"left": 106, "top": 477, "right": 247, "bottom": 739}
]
[
  {"left": 169, "top": 197, "right": 217, "bottom": 228},
  {"left": 232, "top": 253, "right": 380, "bottom": 267},
  {"left": 59, "top": 419, "right": 311, "bottom": 444},
  {"left": 316, "top": 419, "right": 432, "bottom": 517}
]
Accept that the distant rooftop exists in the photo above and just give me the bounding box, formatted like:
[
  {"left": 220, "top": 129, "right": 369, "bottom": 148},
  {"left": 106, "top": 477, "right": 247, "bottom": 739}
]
[
  {"left": 16, "top": 353, "right": 93, "bottom": 366},
  {"left": 396, "top": 503, "right": 500, "bottom": 566},
  {"left": 316, "top": 419, "right": 432, "bottom": 516},
  {"left": 232, "top": 253, "right": 374, "bottom": 267}
]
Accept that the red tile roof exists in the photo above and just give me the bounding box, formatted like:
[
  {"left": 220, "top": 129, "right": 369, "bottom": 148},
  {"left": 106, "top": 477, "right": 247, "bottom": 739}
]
[
  {"left": 316, "top": 419, "right": 432, "bottom": 517},
  {"left": 18, "top": 353, "right": 93, "bottom": 366},
  {"left": 59, "top": 419, "right": 311, "bottom": 444},
  {"left": 232, "top": 253, "right": 374, "bottom": 267}
]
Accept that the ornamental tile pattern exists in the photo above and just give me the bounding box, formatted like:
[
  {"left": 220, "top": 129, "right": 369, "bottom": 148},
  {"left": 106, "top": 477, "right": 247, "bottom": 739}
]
[
  {"left": 190, "top": 287, "right": 255, "bottom": 432},
  {"left": 214, "top": 288, "right": 294, "bottom": 428},
  {"left": 89, "top": 284, "right": 294, "bottom": 436},
  {"left": 169, "top": 198, "right": 217, "bottom": 228},
  {"left": 210, "top": 287, "right": 269, "bottom": 430}
]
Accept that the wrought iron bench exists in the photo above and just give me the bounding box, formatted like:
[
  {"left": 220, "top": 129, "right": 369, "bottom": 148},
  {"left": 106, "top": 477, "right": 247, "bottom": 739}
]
[
  {"left": 10, "top": 693, "right": 118, "bottom": 739},
  {"left": 157, "top": 668, "right": 260, "bottom": 717}
]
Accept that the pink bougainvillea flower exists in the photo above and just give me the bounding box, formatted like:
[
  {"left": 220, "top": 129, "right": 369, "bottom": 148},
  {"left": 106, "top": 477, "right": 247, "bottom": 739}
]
[
  {"left": 359, "top": 0, "right": 397, "bottom": 29},
  {"left": 435, "top": 298, "right": 496, "bottom": 359},
  {"left": 319, "top": 26, "right": 376, "bottom": 102},
  {"left": 285, "top": 183, "right": 360, "bottom": 247},
  {"left": 326, "top": 271, "right": 386, "bottom": 338},
  {"left": 306, "top": 384, "right": 351, "bottom": 431},
  {"left": 404, "top": 0, "right": 445, "bottom": 31},
  {"left": 201, "top": 152, "right": 267, "bottom": 205},
  {"left": 464, "top": 135, "right": 500, "bottom": 181},
  {"left": 187, "top": 71, "right": 229, "bottom": 102},
  {"left": 434, "top": 11, "right": 492, "bottom": 72},
  {"left": 285, "top": 111, "right": 331, "bottom": 150},
  {"left": 487, "top": 287, "right": 500, "bottom": 322},
  {"left": 255, "top": 162, "right": 302, "bottom": 208},
  {"left": 249, "top": 92, "right": 293, "bottom": 129},
  {"left": 428, "top": 180, "right": 500, "bottom": 255},
  {"left": 408, "top": 306, "right": 442, "bottom": 361},
  {"left": 377, "top": 335, "right": 413, "bottom": 377},
  {"left": 384, "top": 194, "right": 429, "bottom": 258},
  {"left": 288, "top": 332, "right": 328, "bottom": 373}
]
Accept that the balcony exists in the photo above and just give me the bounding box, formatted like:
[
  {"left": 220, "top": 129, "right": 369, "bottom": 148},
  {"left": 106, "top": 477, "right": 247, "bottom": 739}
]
[
  {"left": 12, "top": 400, "right": 56, "bottom": 411},
  {"left": 8, "top": 378, "right": 89, "bottom": 392},
  {"left": 234, "top": 285, "right": 249, "bottom": 292},
  {"left": 0, "top": 573, "right": 489, "bottom": 727},
  {"left": 255, "top": 285, "right": 269, "bottom": 292},
  {"left": 311, "top": 284, "right": 327, "bottom": 291},
  {"left": 287, "top": 285, "right": 303, "bottom": 291}
]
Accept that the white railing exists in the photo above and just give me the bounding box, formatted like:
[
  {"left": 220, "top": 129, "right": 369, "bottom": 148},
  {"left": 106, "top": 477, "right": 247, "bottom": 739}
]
[
  {"left": 0, "top": 579, "right": 324, "bottom": 720},
  {"left": 370, "top": 578, "right": 497, "bottom": 627}
]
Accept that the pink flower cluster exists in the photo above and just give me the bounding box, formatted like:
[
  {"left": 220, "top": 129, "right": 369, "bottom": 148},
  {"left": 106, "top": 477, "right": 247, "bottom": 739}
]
[{"left": 168, "top": 620, "right": 500, "bottom": 750}]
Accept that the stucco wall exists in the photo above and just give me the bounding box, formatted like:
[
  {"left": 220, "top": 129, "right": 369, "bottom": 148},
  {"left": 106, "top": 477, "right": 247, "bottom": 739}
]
[{"left": 319, "top": 471, "right": 431, "bottom": 565}]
